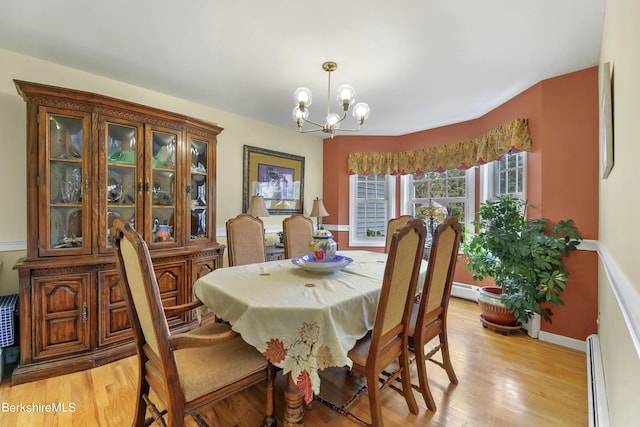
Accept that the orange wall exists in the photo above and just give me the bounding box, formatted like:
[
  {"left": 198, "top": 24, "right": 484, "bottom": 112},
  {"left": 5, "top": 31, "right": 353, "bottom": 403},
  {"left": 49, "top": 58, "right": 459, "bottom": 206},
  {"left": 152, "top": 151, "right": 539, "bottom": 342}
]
[{"left": 323, "top": 67, "right": 599, "bottom": 340}]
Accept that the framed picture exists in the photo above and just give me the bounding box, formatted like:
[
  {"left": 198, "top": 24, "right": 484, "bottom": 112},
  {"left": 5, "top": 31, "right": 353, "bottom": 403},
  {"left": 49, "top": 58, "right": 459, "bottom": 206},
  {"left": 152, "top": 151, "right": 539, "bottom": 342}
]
[
  {"left": 243, "top": 145, "right": 305, "bottom": 215},
  {"left": 601, "top": 62, "right": 614, "bottom": 179}
]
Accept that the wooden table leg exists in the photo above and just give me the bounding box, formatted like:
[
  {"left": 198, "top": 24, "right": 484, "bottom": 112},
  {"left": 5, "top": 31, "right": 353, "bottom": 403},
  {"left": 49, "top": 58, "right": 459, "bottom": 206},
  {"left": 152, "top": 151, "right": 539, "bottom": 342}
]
[{"left": 283, "top": 373, "right": 304, "bottom": 426}]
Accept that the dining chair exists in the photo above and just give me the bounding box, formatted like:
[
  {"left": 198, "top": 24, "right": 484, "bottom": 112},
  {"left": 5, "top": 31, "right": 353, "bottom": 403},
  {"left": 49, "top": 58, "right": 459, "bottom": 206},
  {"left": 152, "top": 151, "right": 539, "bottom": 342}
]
[
  {"left": 344, "top": 218, "right": 427, "bottom": 427},
  {"left": 384, "top": 215, "right": 415, "bottom": 253},
  {"left": 111, "top": 218, "right": 276, "bottom": 427},
  {"left": 408, "top": 216, "right": 463, "bottom": 411},
  {"left": 282, "top": 214, "right": 314, "bottom": 258},
  {"left": 226, "top": 213, "right": 267, "bottom": 266}
]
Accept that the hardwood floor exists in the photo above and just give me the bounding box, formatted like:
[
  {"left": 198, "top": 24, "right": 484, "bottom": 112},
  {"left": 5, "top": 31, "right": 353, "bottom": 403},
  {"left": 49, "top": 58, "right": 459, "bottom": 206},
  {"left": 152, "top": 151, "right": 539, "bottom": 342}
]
[{"left": 0, "top": 299, "right": 587, "bottom": 426}]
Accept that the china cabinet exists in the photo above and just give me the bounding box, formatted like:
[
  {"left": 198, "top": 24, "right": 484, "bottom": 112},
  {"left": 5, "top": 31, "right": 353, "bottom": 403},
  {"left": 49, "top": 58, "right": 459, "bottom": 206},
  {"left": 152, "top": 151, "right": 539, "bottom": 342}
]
[{"left": 13, "top": 81, "right": 224, "bottom": 384}]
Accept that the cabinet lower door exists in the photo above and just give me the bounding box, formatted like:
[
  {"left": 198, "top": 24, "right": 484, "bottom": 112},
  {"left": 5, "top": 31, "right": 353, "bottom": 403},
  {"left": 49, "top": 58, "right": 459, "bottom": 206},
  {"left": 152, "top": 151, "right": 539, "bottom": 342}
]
[
  {"left": 155, "top": 260, "right": 188, "bottom": 325},
  {"left": 32, "top": 273, "right": 93, "bottom": 360},
  {"left": 98, "top": 269, "right": 132, "bottom": 346},
  {"left": 98, "top": 260, "right": 188, "bottom": 345}
]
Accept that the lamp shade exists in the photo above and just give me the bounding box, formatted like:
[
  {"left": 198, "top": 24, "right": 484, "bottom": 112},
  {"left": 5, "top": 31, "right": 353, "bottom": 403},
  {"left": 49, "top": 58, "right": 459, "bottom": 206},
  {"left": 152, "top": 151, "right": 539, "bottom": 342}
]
[
  {"left": 310, "top": 198, "right": 329, "bottom": 218},
  {"left": 417, "top": 199, "right": 448, "bottom": 223},
  {"left": 247, "top": 195, "right": 270, "bottom": 217}
]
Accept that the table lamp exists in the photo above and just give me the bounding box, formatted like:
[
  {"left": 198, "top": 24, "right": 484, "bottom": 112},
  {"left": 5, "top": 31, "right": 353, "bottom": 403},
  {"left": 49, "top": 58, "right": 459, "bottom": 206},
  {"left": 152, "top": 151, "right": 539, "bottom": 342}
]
[
  {"left": 417, "top": 199, "right": 448, "bottom": 236},
  {"left": 309, "top": 197, "right": 329, "bottom": 230},
  {"left": 247, "top": 194, "right": 270, "bottom": 217}
]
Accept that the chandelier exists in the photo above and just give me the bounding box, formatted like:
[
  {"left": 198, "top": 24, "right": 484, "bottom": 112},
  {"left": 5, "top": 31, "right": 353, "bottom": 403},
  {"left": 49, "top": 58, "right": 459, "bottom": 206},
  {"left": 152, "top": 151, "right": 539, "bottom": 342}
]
[{"left": 292, "top": 61, "right": 371, "bottom": 137}]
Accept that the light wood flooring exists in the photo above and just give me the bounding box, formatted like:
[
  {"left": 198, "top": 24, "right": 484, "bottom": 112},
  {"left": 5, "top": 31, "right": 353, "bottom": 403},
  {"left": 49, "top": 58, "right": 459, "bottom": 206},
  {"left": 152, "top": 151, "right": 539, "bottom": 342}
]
[{"left": 0, "top": 299, "right": 588, "bottom": 426}]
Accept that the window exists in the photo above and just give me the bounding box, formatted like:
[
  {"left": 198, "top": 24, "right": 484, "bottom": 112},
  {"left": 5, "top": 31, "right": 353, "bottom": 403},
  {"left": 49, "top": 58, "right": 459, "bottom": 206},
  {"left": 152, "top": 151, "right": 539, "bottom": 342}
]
[
  {"left": 480, "top": 151, "right": 527, "bottom": 202},
  {"left": 349, "top": 174, "right": 396, "bottom": 247},
  {"left": 400, "top": 169, "right": 475, "bottom": 232}
]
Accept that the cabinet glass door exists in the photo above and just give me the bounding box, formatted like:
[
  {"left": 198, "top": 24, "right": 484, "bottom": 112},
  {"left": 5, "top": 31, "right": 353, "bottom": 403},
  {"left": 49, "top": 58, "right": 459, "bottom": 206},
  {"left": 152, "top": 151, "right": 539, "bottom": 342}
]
[
  {"left": 103, "top": 121, "right": 140, "bottom": 252},
  {"left": 149, "top": 129, "right": 180, "bottom": 246},
  {"left": 188, "top": 135, "right": 209, "bottom": 241},
  {"left": 42, "top": 109, "right": 91, "bottom": 256}
]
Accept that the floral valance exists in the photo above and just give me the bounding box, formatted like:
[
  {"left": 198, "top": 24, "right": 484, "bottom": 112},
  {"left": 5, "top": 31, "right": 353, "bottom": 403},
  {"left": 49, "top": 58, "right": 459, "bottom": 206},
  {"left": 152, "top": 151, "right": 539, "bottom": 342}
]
[{"left": 348, "top": 118, "right": 532, "bottom": 175}]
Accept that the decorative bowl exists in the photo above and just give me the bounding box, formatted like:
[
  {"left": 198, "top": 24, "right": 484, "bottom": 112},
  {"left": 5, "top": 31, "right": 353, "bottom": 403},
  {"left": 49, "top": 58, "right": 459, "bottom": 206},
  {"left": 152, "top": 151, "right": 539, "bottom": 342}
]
[{"left": 291, "top": 254, "right": 353, "bottom": 274}]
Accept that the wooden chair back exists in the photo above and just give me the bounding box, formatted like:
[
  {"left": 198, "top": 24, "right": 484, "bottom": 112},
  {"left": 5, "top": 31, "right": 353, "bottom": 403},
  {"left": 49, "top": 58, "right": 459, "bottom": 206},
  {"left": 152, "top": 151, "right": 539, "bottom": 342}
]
[
  {"left": 419, "top": 216, "right": 462, "bottom": 320},
  {"left": 411, "top": 216, "right": 463, "bottom": 411},
  {"left": 282, "top": 214, "right": 314, "bottom": 258},
  {"left": 343, "top": 218, "right": 426, "bottom": 426},
  {"left": 112, "top": 218, "right": 171, "bottom": 368},
  {"left": 372, "top": 218, "right": 427, "bottom": 359},
  {"left": 112, "top": 218, "right": 275, "bottom": 426},
  {"left": 112, "top": 218, "right": 189, "bottom": 424},
  {"left": 226, "top": 214, "right": 267, "bottom": 266},
  {"left": 385, "top": 215, "right": 414, "bottom": 253}
]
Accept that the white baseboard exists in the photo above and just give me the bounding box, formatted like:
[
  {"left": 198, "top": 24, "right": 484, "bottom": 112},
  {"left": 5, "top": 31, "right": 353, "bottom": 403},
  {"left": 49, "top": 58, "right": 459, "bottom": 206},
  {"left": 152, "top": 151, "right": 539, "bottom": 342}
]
[
  {"left": 538, "top": 331, "right": 586, "bottom": 352},
  {"left": 453, "top": 281, "right": 586, "bottom": 350}
]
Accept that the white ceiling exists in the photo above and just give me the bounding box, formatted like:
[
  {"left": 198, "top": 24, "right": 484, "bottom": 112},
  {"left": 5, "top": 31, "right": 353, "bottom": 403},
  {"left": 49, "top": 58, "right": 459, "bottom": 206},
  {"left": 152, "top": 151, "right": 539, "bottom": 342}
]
[{"left": 0, "top": 0, "right": 605, "bottom": 136}]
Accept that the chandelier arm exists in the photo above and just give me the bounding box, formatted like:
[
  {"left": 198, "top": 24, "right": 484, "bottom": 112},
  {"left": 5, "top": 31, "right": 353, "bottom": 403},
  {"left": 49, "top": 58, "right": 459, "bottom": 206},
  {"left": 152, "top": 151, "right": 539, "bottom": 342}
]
[
  {"left": 334, "top": 110, "right": 349, "bottom": 125},
  {"left": 329, "top": 127, "right": 363, "bottom": 132},
  {"left": 298, "top": 128, "right": 325, "bottom": 134},
  {"left": 300, "top": 118, "right": 326, "bottom": 128}
]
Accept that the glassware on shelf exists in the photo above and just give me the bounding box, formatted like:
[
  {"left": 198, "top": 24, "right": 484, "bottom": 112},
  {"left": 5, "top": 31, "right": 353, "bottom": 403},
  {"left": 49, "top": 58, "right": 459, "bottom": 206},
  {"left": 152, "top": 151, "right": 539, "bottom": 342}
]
[
  {"left": 64, "top": 168, "right": 82, "bottom": 204},
  {"left": 191, "top": 208, "right": 207, "bottom": 238},
  {"left": 50, "top": 116, "right": 82, "bottom": 159},
  {"left": 107, "top": 124, "right": 136, "bottom": 164},
  {"left": 50, "top": 207, "right": 82, "bottom": 248},
  {"left": 152, "top": 132, "right": 176, "bottom": 169},
  {"left": 51, "top": 163, "right": 82, "bottom": 204},
  {"left": 190, "top": 174, "right": 206, "bottom": 207},
  {"left": 190, "top": 139, "right": 207, "bottom": 173},
  {"left": 151, "top": 171, "right": 174, "bottom": 206}
]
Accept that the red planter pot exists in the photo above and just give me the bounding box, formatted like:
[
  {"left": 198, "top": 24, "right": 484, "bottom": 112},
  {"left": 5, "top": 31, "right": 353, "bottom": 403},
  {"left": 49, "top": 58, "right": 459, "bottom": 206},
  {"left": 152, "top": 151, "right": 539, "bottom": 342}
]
[{"left": 477, "top": 286, "right": 518, "bottom": 326}]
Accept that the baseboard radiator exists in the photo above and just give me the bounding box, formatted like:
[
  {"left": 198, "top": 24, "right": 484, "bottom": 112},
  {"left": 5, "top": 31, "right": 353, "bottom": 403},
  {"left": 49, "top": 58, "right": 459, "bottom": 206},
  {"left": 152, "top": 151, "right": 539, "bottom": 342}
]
[
  {"left": 586, "top": 334, "right": 610, "bottom": 427},
  {"left": 451, "top": 282, "right": 478, "bottom": 301}
]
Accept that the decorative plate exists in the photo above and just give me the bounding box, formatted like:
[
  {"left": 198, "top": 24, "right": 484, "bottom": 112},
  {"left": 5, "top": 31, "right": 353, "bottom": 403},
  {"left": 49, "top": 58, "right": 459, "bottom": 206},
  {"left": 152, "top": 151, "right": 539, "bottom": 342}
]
[{"left": 291, "top": 255, "right": 353, "bottom": 274}]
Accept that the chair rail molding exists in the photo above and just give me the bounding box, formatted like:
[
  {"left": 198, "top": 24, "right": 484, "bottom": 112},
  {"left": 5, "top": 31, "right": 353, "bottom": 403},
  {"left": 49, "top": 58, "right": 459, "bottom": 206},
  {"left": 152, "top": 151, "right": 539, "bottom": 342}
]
[
  {"left": 0, "top": 240, "right": 27, "bottom": 252},
  {"left": 596, "top": 241, "right": 640, "bottom": 359}
]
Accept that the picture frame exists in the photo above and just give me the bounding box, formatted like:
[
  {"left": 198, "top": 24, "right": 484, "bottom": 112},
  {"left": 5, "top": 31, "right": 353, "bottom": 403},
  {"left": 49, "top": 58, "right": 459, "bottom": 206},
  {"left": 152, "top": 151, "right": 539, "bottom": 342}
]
[
  {"left": 243, "top": 145, "right": 305, "bottom": 215},
  {"left": 600, "top": 62, "right": 614, "bottom": 179}
]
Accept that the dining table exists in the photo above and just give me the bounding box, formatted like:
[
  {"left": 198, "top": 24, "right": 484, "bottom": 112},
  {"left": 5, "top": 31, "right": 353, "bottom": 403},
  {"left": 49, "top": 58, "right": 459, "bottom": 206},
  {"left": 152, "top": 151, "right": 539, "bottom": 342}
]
[{"left": 193, "top": 249, "right": 428, "bottom": 426}]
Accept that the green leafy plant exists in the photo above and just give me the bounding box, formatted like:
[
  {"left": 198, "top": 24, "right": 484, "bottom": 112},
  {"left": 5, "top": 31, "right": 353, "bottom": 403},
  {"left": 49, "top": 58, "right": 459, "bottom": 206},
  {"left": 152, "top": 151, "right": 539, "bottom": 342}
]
[{"left": 462, "top": 195, "right": 582, "bottom": 322}]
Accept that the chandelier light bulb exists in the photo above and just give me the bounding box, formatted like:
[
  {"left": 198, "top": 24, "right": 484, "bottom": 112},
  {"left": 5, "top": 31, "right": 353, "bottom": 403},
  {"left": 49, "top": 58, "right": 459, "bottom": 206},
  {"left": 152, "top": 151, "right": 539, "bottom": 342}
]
[
  {"left": 292, "top": 106, "right": 308, "bottom": 127},
  {"left": 293, "top": 87, "right": 312, "bottom": 110},
  {"left": 353, "top": 102, "right": 371, "bottom": 125},
  {"left": 326, "top": 113, "right": 341, "bottom": 128},
  {"left": 336, "top": 84, "right": 356, "bottom": 111}
]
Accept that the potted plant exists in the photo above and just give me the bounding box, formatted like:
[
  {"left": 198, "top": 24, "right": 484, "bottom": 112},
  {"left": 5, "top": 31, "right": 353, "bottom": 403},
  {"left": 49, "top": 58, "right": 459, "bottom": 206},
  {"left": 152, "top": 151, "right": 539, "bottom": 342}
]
[{"left": 462, "top": 195, "right": 582, "bottom": 329}]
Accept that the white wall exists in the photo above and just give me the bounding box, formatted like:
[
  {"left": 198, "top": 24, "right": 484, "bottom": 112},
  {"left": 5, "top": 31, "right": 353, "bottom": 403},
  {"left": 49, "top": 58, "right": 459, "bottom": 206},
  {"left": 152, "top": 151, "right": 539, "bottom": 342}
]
[
  {"left": 0, "top": 48, "right": 323, "bottom": 294},
  {"left": 599, "top": 0, "right": 640, "bottom": 425}
]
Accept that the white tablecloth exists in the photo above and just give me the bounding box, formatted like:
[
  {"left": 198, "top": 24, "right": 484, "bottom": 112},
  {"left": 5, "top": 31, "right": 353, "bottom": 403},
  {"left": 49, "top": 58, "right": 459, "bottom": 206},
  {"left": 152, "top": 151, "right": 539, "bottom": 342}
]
[{"left": 193, "top": 250, "right": 427, "bottom": 403}]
